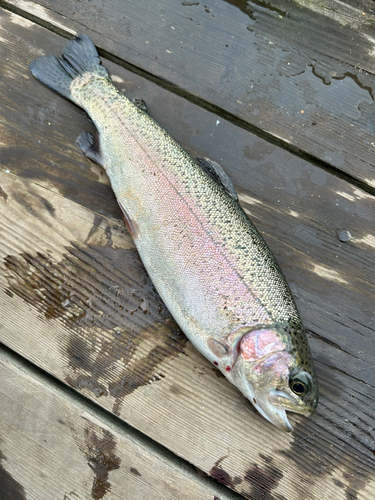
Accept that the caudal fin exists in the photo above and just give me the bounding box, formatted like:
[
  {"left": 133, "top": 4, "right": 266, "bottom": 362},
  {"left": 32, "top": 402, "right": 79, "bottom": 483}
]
[{"left": 29, "top": 34, "right": 109, "bottom": 101}]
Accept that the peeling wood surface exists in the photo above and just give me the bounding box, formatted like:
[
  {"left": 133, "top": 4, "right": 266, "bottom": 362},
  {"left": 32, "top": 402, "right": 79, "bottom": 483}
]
[
  {"left": 0, "top": 347, "right": 239, "bottom": 500},
  {"left": 0, "top": 5, "right": 375, "bottom": 500},
  {"left": 3, "top": 0, "right": 375, "bottom": 187}
]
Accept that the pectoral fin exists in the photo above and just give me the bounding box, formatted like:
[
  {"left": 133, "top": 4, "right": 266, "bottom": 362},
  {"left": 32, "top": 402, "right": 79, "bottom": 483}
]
[
  {"left": 208, "top": 326, "right": 251, "bottom": 368},
  {"left": 207, "top": 338, "right": 229, "bottom": 358},
  {"left": 196, "top": 157, "right": 238, "bottom": 201}
]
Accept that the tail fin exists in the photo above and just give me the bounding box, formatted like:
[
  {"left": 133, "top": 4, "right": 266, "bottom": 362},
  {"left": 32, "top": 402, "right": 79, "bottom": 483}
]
[{"left": 29, "top": 34, "right": 109, "bottom": 101}]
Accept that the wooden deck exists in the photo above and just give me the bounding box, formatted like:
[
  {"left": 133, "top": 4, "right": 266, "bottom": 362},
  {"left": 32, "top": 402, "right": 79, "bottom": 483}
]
[{"left": 0, "top": 1, "right": 374, "bottom": 499}]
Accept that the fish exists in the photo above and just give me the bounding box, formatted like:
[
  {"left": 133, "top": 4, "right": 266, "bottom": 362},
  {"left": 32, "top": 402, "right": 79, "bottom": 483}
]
[{"left": 30, "top": 34, "right": 318, "bottom": 432}]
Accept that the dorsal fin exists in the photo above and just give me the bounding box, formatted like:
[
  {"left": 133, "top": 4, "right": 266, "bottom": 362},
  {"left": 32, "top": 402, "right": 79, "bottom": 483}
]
[
  {"left": 196, "top": 157, "right": 238, "bottom": 201},
  {"left": 132, "top": 98, "right": 148, "bottom": 113}
]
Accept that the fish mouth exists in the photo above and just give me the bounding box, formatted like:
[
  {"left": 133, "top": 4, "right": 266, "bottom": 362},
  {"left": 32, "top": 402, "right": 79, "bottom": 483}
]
[
  {"left": 256, "top": 403, "right": 293, "bottom": 432},
  {"left": 254, "top": 389, "right": 319, "bottom": 431},
  {"left": 269, "top": 390, "right": 317, "bottom": 416}
]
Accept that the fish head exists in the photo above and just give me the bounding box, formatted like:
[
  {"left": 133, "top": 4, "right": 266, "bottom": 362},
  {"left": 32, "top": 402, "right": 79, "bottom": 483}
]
[{"left": 231, "top": 328, "right": 318, "bottom": 432}]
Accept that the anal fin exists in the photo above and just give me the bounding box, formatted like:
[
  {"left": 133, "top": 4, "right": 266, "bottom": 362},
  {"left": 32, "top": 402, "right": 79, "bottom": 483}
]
[
  {"left": 196, "top": 157, "right": 238, "bottom": 201},
  {"left": 78, "top": 131, "right": 104, "bottom": 167}
]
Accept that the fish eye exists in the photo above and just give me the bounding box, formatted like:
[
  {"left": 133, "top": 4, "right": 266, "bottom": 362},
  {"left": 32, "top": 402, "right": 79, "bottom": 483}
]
[
  {"left": 289, "top": 372, "right": 312, "bottom": 397},
  {"left": 290, "top": 380, "right": 307, "bottom": 395}
]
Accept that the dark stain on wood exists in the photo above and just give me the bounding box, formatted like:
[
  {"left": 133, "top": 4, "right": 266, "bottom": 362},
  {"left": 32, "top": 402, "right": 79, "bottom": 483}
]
[
  {"left": 83, "top": 428, "right": 121, "bottom": 500},
  {"left": 209, "top": 456, "right": 242, "bottom": 489},
  {"left": 3, "top": 235, "right": 187, "bottom": 414},
  {"left": 243, "top": 457, "right": 285, "bottom": 500},
  {"left": 0, "top": 185, "right": 8, "bottom": 202},
  {"left": 212, "top": 367, "right": 225, "bottom": 379},
  {"left": 0, "top": 450, "right": 27, "bottom": 500},
  {"left": 129, "top": 467, "right": 141, "bottom": 477},
  {"left": 343, "top": 468, "right": 368, "bottom": 500}
]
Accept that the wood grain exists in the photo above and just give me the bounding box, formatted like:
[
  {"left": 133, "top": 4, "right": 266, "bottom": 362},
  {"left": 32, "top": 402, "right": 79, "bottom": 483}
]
[
  {"left": 2, "top": 0, "right": 375, "bottom": 188},
  {"left": 0, "top": 346, "right": 240, "bottom": 500},
  {"left": 0, "top": 9, "right": 375, "bottom": 500}
]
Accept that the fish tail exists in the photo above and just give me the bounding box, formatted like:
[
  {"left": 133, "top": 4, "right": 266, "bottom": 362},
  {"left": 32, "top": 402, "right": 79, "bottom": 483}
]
[{"left": 29, "top": 34, "right": 109, "bottom": 102}]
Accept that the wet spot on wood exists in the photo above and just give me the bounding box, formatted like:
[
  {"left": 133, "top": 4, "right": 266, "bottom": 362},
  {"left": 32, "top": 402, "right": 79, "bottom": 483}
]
[
  {"left": 169, "top": 384, "right": 183, "bottom": 395},
  {"left": 243, "top": 461, "right": 284, "bottom": 500},
  {"left": 346, "top": 489, "right": 357, "bottom": 500},
  {"left": 212, "top": 367, "right": 225, "bottom": 379},
  {"left": 130, "top": 467, "right": 141, "bottom": 477},
  {"left": 0, "top": 450, "right": 27, "bottom": 500},
  {"left": 37, "top": 194, "right": 55, "bottom": 216},
  {"left": 195, "top": 466, "right": 209, "bottom": 477},
  {"left": 82, "top": 427, "right": 120, "bottom": 500},
  {"left": 3, "top": 238, "right": 186, "bottom": 414},
  {"left": 333, "top": 478, "right": 344, "bottom": 488},
  {"left": 280, "top": 418, "right": 372, "bottom": 498},
  {"left": 259, "top": 454, "right": 274, "bottom": 464},
  {"left": 0, "top": 185, "right": 8, "bottom": 202},
  {"left": 343, "top": 468, "right": 368, "bottom": 500},
  {"left": 209, "top": 456, "right": 242, "bottom": 489}
]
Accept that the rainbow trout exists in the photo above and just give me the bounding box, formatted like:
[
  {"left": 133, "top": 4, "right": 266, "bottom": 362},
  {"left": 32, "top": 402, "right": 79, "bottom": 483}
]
[{"left": 30, "top": 35, "right": 318, "bottom": 431}]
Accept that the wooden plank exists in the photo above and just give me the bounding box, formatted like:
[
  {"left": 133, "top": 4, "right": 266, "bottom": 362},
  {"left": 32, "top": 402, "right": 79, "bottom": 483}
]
[
  {"left": 2, "top": 0, "right": 375, "bottom": 188},
  {"left": 0, "top": 346, "right": 240, "bottom": 500},
  {"left": 0, "top": 10, "right": 375, "bottom": 500}
]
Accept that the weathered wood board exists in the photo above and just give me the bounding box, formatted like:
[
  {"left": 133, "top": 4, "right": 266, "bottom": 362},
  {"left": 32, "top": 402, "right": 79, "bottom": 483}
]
[
  {"left": 0, "top": 7, "right": 375, "bottom": 500},
  {"left": 2, "top": 0, "right": 375, "bottom": 187},
  {"left": 0, "top": 345, "right": 240, "bottom": 500}
]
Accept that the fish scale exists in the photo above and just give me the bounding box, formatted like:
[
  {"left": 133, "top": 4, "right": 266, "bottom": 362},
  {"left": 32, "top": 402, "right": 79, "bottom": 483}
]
[{"left": 30, "top": 34, "right": 318, "bottom": 431}]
